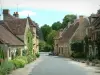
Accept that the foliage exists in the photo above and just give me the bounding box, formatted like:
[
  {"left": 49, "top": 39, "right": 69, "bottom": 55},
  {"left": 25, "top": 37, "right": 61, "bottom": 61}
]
[
  {"left": 15, "top": 56, "right": 28, "bottom": 64},
  {"left": 44, "top": 44, "right": 53, "bottom": 52},
  {"left": 11, "top": 59, "right": 26, "bottom": 68},
  {"left": 71, "top": 41, "right": 84, "bottom": 53},
  {"left": 0, "top": 47, "right": 5, "bottom": 59},
  {"left": 95, "top": 35, "right": 100, "bottom": 59},
  {"left": 84, "top": 36, "right": 89, "bottom": 58},
  {"left": 71, "top": 41, "right": 85, "bottom": 58},
  {"left": 0, "top": 60, "right": 15, "bottom": 75},
  {"left": 26, "top": 29, "right": 33, "bottom": 55},
  {"left": 47, "top": 30, "right": 57, "bottom": 45},
  {"left": 52, "top": 21, "right": 61, "bottom": 31},
  {"left": 62, "top": 15, "right": 77, "bottom": 28},
  {"left": 16, "top": 48, "right": 21, "bottom": 56},
  {"left": 39, "top": 41, "right": 52, "bottom": 52},
  {"left": 39, "top": 40, "right": 46, "bottom": 52},
  {"left": 41, "top": 24, "right": 52, "bottom": 41},
  {"left": 11, "top": 56, "right": 27, "bottom": 68},
  {"left": 22, "top": 50, "right": 27, "bottom": 56},
  {"left": 71, "top": 52, "right": 85, "bottom": 58},
  {"left": 35, "top": 53, "right": 40, "bottom": 58},
  {"left": 97, "top": 9, "right": 100, "bottom": 14},
  {"left": 27, "top": 55, "right": 34, "bottom": 63}
]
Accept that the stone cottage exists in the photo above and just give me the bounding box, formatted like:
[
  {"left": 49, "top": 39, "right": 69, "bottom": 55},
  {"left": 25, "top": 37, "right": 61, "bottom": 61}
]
[
  {"left": 0, "top": 21, "right": 24, "bottom": 60},
  {"left": 2, "top": 9, "right": 39, "bottom": 54},
  {"left": 54, "top": 16, "right": 89, "bottom": 57},
  {"left": 0, "top": 9, "right": 39, "bottom": 60}
]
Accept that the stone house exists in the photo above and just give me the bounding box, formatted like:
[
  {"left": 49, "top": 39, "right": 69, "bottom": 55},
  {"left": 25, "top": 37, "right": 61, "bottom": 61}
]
[
  {"left": 86, "top": 14, "right": 100, "bottom": 59},
  {"left": 2, "top": 9, "right": 39, "bottom": 54},
  {"left": 54, "top": 19, "right": 79, "bottom": 57},
  {"left": 0, "top": 22, "right": 24, "bottom": 60},
  {"left": 0, "top": 9, "right": 39, "bottom": 60},
  {"left": 54, "top": 16, "right": 89, "bottom": 57}
]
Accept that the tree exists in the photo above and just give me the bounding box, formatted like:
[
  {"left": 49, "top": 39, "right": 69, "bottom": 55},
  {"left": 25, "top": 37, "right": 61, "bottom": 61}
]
[
  {"left": 47, "top": 30, "right": 57, "bottom": 51},
  {"left": 39, "top": 40, "right": 46, "bottom": 52},
  {"left": 41, "top": 24, "right": 52, "bottom": 41},
  {"left": 52, "top": 21, "right": 61, "bottom": 31},
  {"left": 62, "top": 15, "right": 77, "bottom": 28},
  {"left": 47, "top": 30, "right": 57, "bottom": 45},
  {"left": 97, "top": 9, "right": 100, "bottom": 14}
]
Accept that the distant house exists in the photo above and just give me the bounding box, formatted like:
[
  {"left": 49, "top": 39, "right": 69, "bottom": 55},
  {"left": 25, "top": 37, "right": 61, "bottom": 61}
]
[{"left": 54, "top": 16, "right": 89, "bottom": 57}]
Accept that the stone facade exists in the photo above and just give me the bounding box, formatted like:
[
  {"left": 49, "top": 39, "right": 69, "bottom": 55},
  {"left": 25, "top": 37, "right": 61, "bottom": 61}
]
[
  {"left": 54, "top": 16, "right": 90, "bottom": 57},
  {"left": 0, "top": 9, "right": 39, "bottom": 60}
]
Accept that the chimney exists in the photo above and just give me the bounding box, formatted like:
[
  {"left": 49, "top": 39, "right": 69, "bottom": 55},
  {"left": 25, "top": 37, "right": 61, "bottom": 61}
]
[
  {"left": 13, "top": 12, "right": 16, "bottom": 17},
  {"left": 68, "top": 22, "right": 71, "bottom": 28},
  {"left": 3, "top": 9, "right": 9, "bottom": 20},
  {"left": 16, "top": 12, "right": 19, "bottom": 17},
  {"left": 79, "top": 15, "right": 84, "bottom": 24},
  {"left": 13, "top": 12, "right": 19, "bottom": 18},
  {"left": 59, "top": 29, "right": 63, "bottom": 38}
]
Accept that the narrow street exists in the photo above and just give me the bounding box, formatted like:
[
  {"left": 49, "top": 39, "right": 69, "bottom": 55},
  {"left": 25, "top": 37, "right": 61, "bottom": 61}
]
[{"left": 29, "top": 53, "right": 95, "bottom": 75}]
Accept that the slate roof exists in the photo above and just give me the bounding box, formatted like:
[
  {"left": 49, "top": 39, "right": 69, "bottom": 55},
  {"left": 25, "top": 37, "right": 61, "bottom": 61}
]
[{"left": 0, "top": 24, "right": 24, "bottom": 46}]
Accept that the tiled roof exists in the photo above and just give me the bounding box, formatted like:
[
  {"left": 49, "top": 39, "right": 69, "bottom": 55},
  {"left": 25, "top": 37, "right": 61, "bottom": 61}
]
[
  {"left": 58, "top": 22, "right": 79, "bottom": 45},
  {"left": 0, "top": 24, "right": 24, "bottom": 46},
  {"left": 3, "top": 19, "right": 27, "bottom": 35},
  {"left": 3, "top": 17, "right": 35, "bottom": 35}
]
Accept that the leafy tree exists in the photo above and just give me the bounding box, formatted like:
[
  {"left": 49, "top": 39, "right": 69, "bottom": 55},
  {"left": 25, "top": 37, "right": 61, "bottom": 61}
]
[
  {"left": 52, "top": 21, "right": 61, "bottom": 31},
  {"left": 62, "top": 15, "right": 77, "bottom": 28},
  {"left": 71, "top": 41, "right": 85, "bottom": 58},
  {"left": 39, "top": 40, "right": 46, "bottom": 52},
  {"left": 47, "top": 30, "right": 57, "bottom": 45},
  {"left": 97, "top": 9, "right": 100, "bottom": 14},
  {"left": 41, "top": 24, "right": 52, "bottom": 41}
]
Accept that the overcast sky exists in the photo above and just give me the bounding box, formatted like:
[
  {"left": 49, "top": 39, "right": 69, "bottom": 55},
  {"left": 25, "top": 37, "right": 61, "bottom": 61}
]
[{"left": 0, "top": 0, "right": 100, "bottom": 26}]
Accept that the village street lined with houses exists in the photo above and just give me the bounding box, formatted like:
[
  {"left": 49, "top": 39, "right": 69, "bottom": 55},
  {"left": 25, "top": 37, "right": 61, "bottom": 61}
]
[{"left": 0, "top": 0, "right": 100, "bottom": 75}]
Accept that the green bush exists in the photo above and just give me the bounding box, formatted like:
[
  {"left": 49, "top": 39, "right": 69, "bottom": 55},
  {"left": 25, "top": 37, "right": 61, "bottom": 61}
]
[
  {"left": 71, "top": 52, "right": 85, "bottom": 58},
  {"left": 27, "top": 55, "right": 33, "bottom": 63},
  {"left": 11, "top": 56, "right": 28, "bottom": 68},
  {"left": 35, "top": 53, "right": 40, "bottom": 58},
  {"left": 12, "top": 58, "right": 26, "bottom": 68},
  {"left": 0, "top": 60, "right": 15, "bottom": 75},
  {"left": 15, "top": 56, "right": 28, "bottom": 64}
]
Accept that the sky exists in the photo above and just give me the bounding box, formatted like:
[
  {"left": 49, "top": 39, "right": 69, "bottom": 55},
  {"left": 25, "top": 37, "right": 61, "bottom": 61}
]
[{"left": 0, "top": 0, "right": 100, "bottom": 26}]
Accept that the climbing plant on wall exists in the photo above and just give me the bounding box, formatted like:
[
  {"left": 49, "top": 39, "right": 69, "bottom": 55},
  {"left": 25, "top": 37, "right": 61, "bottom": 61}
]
[
  {"left": 0, "top": 47, "right": 4, "bottom": 59},
  {"left": 26, "top": 29, "right": 34, "bottom": 55}
]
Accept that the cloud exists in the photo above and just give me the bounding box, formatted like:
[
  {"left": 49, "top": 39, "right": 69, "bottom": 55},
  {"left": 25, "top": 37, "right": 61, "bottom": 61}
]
[
  {"left": 1, "top": 0, "right": 100, "bottom": 16},
  {"left": 19, "top": 10, "right": 36, "bottom": 17}
]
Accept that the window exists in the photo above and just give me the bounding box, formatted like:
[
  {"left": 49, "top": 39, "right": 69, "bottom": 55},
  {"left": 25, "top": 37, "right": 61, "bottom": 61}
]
[
  {"left": 28, "top": 37, "right": 29, "bottom": 43},
  {"left": 9, "top": 48, "right": 11, "bottom": 57}
]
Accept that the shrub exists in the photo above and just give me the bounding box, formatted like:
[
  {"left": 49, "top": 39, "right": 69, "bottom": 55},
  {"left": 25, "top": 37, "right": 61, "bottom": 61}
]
[
  {"left": 15, "top": 56, "right": 28, "bottom": 64},
  {"left": 11, "top": 56, "right": 28, "bottom": 68},
  {"left": 12, "top": 58, "right": 26, "bottom": 68},
  {"left": 35, "top": 53, "right": 40, "bottom": 58},
  {"left": 71, "top": 52, "right": 85, "bottom": 58},
  {"left": 0, "top": 60, "right": 15, "bottom": 75},
  {"left": 27, "top": 55, "right": 33, "bottom": 63}
]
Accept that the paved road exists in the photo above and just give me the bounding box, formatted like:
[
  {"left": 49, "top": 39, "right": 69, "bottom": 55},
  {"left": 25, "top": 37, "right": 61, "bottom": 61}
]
[{"left": 29, "top": 52, "right": 93, "bottom": 75}]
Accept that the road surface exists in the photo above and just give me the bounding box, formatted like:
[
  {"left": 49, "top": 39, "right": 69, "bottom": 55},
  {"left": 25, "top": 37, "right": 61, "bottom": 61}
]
[{"left": 29, "top": 52, "right": 94, "bottom": 75}]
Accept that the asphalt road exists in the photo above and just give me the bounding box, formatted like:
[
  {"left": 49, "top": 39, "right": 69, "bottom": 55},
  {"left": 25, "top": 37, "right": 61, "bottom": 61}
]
[{"left": 29, "top": 52, "right": 92, "bottom": 75}]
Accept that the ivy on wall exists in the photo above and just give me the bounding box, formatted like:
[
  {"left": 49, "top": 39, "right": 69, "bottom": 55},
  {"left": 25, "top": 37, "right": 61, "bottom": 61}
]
[
  {"left": 0, "top": 47, "right": 4, "bottom": 59},
  {"left": 26, "top": 29, "right": 34, "bottom": 55}
]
